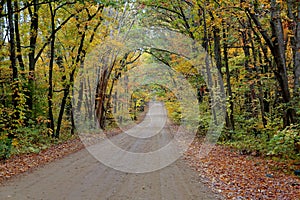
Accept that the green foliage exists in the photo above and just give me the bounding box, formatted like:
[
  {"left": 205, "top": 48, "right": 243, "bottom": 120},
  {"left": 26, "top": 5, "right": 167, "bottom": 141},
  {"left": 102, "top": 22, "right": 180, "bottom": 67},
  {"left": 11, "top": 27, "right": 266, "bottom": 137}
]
[
  {"left": 222, "top": 129, "right": 269, "bottom": 155},
  {"left": 196, "top": 101, "right": 211, "bottom": 137},
  {"left": 0, "top": 137, "right": 12, "bottom": 160},
  {"left": 0, "top": 88, "right": 31, "bottom": 159},
  {"left": 9, "top": 124, "right": 75, "bottom": 156},
  {"left": 13, "top": 126, "right": 49, "bottom": 154},
  {"left": 220, "top": 123, "right": 300, "bottom": 161},
  {"left": 268, "top": 124, "right": 300, "bottom": 159},
  {"left": 93, "top": 0, "right": 119, "bottom": 6}
]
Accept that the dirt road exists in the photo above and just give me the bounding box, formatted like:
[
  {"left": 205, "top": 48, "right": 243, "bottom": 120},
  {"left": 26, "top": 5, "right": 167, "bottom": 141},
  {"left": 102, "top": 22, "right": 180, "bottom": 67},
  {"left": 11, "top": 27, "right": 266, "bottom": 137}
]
[{"left": 0, "top": 102, "right": 221, "bottom": 200}]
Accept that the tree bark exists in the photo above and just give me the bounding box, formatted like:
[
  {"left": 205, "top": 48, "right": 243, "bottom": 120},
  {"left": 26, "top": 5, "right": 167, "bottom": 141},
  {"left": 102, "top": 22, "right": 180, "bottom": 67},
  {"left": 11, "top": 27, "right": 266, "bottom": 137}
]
[
  {"left": 223, "top": 25, "right": 235, "bottom": 132},
  {"left": 294, "top": 2, "right": 300, "bottom": 97},
  {"left": 270, "top": 0, "right": 296, "bottom": 126},
  {"left": 248, "top": 1, "right": 296, "bottom": 126},
  {"left": 48, "top": 2, "right": 55, "bottom": 136},
  {"left": 55, "top": 25, "right": 86, "bottom": 138},
  {"left": 241, "top": 26, "right": 255, "bottom": 118},
  {"left": 27, "top": 0, "right": 39, "bottom": 113},
  {"left": 56, "top": 5, "right": 104, "bottom": 136},
  {"left": 95, "top": 68, "right": 109, "bottom": 129},
  {"left": 7, "top": 0, "right": 19, "bottom": 136},
  {"left": 209, "top": 11, "right": 230, "bottom": 132},
  {"left": 14, "top": 0, "right": 25, "bottom": 76},
  {"left": 7, "top": 0, "right": 18, "bottom": 110}
]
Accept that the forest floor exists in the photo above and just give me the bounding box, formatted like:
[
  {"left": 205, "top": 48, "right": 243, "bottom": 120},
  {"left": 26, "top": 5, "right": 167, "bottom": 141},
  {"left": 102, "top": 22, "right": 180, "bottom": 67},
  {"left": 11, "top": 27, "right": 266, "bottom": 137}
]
[
  {"left": 185, "top": 140, "right": 300, "bottom": 199},
  {"left": 0, "top": 104, "right": 299, "bottom": 199}
]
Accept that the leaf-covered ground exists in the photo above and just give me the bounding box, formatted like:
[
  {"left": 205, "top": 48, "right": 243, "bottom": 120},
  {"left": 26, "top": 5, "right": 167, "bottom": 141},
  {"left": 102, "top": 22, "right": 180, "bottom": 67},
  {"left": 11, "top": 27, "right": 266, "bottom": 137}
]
[
  {"left": 0, "top": 138, "right": 84, "bottom": 184},
  {"left": 184, "top": 139, "right": 300, "bottom": 200}
]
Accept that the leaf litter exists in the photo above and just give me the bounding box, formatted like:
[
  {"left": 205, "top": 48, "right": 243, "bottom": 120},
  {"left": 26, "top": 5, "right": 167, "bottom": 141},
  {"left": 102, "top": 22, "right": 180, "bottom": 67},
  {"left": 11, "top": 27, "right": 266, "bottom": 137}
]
[{"left": 184, "top": 139, "right": 300, "bottom": 200}]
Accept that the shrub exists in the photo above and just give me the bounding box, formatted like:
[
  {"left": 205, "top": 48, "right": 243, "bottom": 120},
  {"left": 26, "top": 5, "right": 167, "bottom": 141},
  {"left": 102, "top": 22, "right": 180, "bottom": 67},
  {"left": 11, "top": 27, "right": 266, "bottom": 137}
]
[
  {"left": 0, "top": 136, "right": 12, "bottom": 160},
  {"left": 267, "top": 124, "right": 300, "bottom": 159}
]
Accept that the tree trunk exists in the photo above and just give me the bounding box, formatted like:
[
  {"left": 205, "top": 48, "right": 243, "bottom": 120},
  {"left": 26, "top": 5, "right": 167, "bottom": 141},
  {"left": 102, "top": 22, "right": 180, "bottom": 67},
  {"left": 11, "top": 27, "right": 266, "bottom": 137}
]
[
  {"left": 95, "top": 68, "right": 109, "bottom": 129},
  {"left": 223, "top": 26, "right": 235, "bottom": 132},
  {"left": 211, "top": 13, "right": 230, "bottom": 132},
  {"left": 48, "top": 2, "right": 55, "bottom": 136},
  {"left": 7, "top": 0, "right": 18, "bottom": 107},
  {"left": 14, "top": 1, "right": 25, "bottom": 77},
  {"left": 55, "top": 28, "right": 86, "bottom": 138},
  {"left": 270, "top": 0, "right": 296, "bottom": 126},
  {"left": 56, "top": 6, "right": 104, "bottom": 136},
  {"left": 202, "top": 4, "right": 217, "bottom": 124},
  {"left": 66, "top": 95, "right": 75, "bottom": 135},
  {"left": 27, "top": 0, "right": 39, "bottom": 113},
  {"left": 7, "top": 0, "right": 19, "bottom": 135},
  {"left": 294, "top": 3, "right": 300, "bottom": 97},
  {"left": 248, "top": 1, "right": 296, "bottom": 127},
  {"left": 241, "top": 26, "right": 255, "bottom": 118},
  {"left": 255, "top": 34, "right": 268, "bottom": 128}
]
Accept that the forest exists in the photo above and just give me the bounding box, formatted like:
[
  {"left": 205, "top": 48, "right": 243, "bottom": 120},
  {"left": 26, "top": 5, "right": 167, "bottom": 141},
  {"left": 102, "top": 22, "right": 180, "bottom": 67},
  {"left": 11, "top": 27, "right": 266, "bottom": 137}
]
[{"left": 0, "top": 0, "right": 299, "bottom": 165}]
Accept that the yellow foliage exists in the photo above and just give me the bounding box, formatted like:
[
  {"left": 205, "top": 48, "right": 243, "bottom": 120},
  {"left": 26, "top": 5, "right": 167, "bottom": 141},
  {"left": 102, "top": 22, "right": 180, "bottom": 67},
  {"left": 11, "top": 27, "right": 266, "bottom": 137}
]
[{"left": 12, "top": 139, "right": 18, "bottom": 147}]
